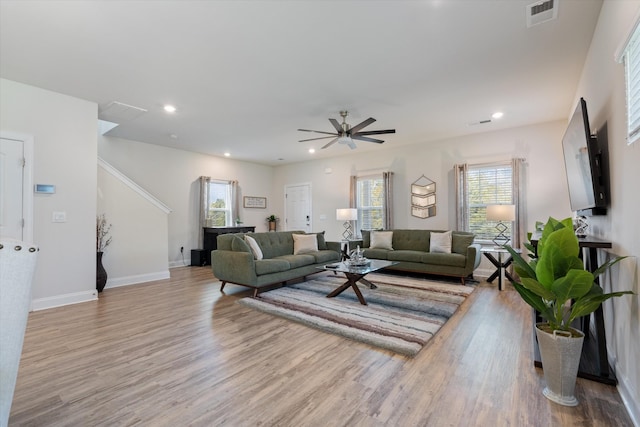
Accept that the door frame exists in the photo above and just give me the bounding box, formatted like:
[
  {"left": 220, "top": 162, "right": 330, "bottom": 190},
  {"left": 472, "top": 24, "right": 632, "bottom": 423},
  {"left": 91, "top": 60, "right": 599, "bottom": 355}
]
[
  {"left": 1, "top": 131, "right": 34, "bottom": 242},
  {"left": 284, "top": 182, "right": 312, "bottom": 232}
]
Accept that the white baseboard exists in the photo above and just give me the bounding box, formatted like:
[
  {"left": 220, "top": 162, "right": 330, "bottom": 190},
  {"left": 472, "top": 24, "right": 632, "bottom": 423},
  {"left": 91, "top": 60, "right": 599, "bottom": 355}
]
[
  {"left": 105, "top": 270, "right": 170, "bottom": 289},
  {"left": 169, "top": 260, "right": 191, "bottom": 268},
  {"left": 617, "top": 369, "right": 640, "bottom": 427},
  {"left": 31, "top": 290, "right": 98, "bottom": 311}
]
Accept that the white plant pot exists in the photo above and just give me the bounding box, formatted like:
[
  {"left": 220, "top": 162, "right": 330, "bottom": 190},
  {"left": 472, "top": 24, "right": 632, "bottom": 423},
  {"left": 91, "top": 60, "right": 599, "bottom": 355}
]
[{"left": 535, "top": 322, "right": 585, "bottom": 406}]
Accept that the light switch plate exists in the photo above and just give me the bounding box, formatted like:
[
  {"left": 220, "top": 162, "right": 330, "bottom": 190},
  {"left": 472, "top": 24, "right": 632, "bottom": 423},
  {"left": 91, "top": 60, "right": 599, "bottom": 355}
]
[{"left": 52, "top": 211, "right": 67, "bottom": 223}]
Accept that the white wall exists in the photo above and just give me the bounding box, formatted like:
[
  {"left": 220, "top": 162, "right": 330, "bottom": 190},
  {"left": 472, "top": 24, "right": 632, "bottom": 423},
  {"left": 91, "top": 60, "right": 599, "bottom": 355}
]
[
  {"left": 573, "top": 0, "right": 640, "bottom": 422},
  {"left": 97, "top": 163, "right": 170, "bottom": 287},
  {"left": 0, "top": 78, "right": 98, "bottom": 309},
  {"left": 98, "top": 135, "right": 275, "bottom": 266},
  {"left": 272, "top": 120, "right": 570, "bottom": 243}
]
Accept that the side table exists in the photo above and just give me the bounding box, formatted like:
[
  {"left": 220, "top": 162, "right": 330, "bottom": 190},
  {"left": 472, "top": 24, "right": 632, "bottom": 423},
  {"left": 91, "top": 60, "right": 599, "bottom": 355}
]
[{"left": 480, "top": 247, "right": 521, "bottom": 290}]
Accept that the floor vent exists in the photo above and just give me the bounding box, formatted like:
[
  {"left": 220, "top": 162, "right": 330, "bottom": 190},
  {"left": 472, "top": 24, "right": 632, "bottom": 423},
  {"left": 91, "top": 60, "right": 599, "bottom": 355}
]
[{"left": 526, "top": 0, "right": 559, "bottom": 28}]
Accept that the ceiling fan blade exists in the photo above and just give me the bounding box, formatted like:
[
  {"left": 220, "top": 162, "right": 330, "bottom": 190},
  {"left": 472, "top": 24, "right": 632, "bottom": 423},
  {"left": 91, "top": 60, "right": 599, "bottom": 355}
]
[
  {"left": 349, "top": 117, "right": 376, "bottom": 134},
  {"left": 298, "top": 129, "right": 339, "bottom": 136},
  {"left": 354, "top": 129, "right": 396, "bottom": 136},
  {"left": 299, "top": 136, "right": 339, "bottom": 142},
  {"left": 352, "top": 135, "right": 385, "bottom": 144},
  {"left": 329, "top": 118, "right": 343, "bottom": 133},
  {"left": 321, "top": 137, "right": 339, "bottom": 149}
]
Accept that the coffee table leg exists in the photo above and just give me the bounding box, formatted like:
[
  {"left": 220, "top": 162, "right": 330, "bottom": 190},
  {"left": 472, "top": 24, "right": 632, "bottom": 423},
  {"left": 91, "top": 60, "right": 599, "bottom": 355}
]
[
  {"left": 359, "top": 277, "right": 377, "bottom": 289},
  {"left": 326, "top": 273, "right": 368, "bottom": 305}
]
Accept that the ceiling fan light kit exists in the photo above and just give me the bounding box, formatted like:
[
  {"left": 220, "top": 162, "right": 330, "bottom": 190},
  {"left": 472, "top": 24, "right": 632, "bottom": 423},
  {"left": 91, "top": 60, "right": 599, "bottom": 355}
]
[{"left": 298, "top": 110, "right": 395, "bottom": 150}]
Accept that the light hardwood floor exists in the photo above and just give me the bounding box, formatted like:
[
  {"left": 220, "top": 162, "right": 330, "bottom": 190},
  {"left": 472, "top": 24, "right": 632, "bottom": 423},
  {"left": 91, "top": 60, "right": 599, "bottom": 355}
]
[{"left": 9, "top": 267, "right": 633, "bottom": 426}]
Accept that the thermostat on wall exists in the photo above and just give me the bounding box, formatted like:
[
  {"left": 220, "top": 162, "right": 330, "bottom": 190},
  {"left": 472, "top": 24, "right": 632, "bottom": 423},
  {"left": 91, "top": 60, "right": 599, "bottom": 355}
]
[{"left": 34, "top": 184, "right": 56, "bottom": 194}]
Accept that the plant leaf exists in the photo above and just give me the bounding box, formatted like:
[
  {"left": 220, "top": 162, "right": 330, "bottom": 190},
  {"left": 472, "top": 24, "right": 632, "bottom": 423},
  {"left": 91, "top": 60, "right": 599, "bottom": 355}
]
[
  {"left": 505, "top": 245, "right": 536, "bottom": 279},
  {"left": 593, "top": 256, "right": 629, "bottom": 278},
  {"left": 568, "top": 291, "right": 636, "bottom": 323},
  {"left": 551, "top": 269, "right": 594, "bottom": 303},
  {"left": 512, "top": 281, "right": 553, "bottom": 318},
  {"left": 521, "top": 277, "right": 556, "bottom": 300}
]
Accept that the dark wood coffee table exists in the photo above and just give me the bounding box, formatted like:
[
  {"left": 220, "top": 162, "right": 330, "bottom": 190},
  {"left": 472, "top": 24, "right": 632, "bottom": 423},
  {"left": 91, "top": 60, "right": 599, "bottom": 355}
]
[{"left": 318, "top": 259, "right": 397, "bottom": 305}]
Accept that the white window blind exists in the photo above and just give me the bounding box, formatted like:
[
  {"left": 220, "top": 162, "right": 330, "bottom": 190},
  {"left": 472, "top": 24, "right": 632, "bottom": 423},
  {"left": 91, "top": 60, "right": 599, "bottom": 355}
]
[
  {"left": 356, "top": 176, "right": 384, "bottom": 231},
  {"left": 618, "top": 16, "right": 640, "bottom": 144},
  {"left": 467, "top": 163, "right": 513, "bottom": 242}
]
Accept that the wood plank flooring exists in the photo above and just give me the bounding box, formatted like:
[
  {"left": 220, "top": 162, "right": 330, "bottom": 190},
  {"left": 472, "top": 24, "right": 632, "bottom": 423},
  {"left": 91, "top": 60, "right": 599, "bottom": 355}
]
[{"left": 9, "top": 267, "right": 633, "bottom": 426}]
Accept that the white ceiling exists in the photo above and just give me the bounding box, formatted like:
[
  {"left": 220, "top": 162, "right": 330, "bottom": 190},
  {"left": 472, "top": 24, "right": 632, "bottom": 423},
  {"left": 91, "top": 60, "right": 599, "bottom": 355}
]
[{"left": 0, "top": 0, "right": 603, "bottom": 166}]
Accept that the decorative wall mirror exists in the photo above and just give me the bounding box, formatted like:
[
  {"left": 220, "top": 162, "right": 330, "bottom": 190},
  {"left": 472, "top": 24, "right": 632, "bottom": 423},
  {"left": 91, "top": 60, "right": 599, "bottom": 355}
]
[{"left": 411, "top": 175, "right": 436, "bottom": 218}]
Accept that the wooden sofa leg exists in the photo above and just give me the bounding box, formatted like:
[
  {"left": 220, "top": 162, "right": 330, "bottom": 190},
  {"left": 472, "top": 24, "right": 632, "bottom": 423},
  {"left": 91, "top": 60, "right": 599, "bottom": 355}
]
[
  {"left": 460, "top": 277, "right": 465, "bottom": 285},
  {"left": 220, "top": 281, "right": 226, "bottom": 292},
  {"left": 253, "top": 288, "right": 258, "bottom": 297}
]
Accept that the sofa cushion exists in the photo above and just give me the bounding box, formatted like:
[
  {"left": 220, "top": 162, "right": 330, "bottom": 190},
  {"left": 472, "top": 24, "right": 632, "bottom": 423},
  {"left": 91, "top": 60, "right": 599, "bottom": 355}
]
[
  {"left": 230, "top": 235, "right": 251, "bottom": 253},
  {"left": 388, "top": 250, "right": 425, "bottom": 263},
  {"left": 421, "top": 252, "right": 466, "bottom": 267},
  {"left": 390, "top": 229, "right": 430, "bottom": 251},
  {"left": 363, "top": 248, "right": 390, "bottom": 260},
  {"left": 292, "top": 233, "right": 318, "bottom": 254},
  {"left": 361, "top": 229, "right": 383, "bottom": 248},
  {"left": 370, "top": 231, "right": 394, "bottom": 250},
  {"left": 251, "top": 232, "right": 296, "bottom": 259},
  {"left": 255, "top": 259, "right": 291, "bottom": 275},
  {"left": 244, "top": 235, "right": 264, "bottom": 260},
  {"left": 452, "top": 232, "right": 475, "bottom": 255},
  {"left": 293, "top": 231, "right": 328, "bottom": 250},
  {"left": 430, "top": 231, "right": 452, "bottom": 253},
  {"left": 310, "top": 250, "right": 340, "bottom": 264},
  {"left": 275, "top": 254, "right": 316, "bottom": 269}
]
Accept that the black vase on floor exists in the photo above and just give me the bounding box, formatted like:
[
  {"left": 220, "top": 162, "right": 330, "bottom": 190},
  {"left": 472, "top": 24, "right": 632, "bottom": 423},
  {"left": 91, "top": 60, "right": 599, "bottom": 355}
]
[{"left": 96, "top": 251, "right": 107, "bottom": 292}]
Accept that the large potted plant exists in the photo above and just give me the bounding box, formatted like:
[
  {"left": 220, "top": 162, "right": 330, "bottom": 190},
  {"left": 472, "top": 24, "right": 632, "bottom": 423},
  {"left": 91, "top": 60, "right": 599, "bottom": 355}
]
[{"left": 505, "top": 217, "right": 633, "bottom": 406}]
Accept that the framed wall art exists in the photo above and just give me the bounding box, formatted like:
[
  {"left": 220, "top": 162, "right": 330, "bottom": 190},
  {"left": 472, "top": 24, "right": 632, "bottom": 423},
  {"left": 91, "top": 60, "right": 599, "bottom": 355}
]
[{"left": 243, "top": 196, "right": 267, "bottom": 209}]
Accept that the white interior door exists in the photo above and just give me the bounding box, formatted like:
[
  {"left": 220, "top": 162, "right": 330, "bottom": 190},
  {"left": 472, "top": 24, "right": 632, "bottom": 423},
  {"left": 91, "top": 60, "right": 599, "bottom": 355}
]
[
  {"left": 285, "top": 183, "right": 311, "bottom": 232},
  {"left": 0, "top": 137, "right": 25, "bottom": 240}
]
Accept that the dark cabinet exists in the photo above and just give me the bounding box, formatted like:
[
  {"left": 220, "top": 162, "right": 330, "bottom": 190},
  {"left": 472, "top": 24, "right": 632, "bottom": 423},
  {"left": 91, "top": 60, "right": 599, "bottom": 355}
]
[{"left": 202, "top": 226, "right": 256, "bottom": 265}]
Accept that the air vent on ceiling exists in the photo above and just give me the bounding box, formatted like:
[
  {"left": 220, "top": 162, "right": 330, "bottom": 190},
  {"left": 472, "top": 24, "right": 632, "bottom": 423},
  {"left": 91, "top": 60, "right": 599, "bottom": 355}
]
[
  {"left": 526, "top": 0, "right": 558, "bottom": 28},
  {"left": 99, "top": 101, "right": 147, "bottom": 124}
]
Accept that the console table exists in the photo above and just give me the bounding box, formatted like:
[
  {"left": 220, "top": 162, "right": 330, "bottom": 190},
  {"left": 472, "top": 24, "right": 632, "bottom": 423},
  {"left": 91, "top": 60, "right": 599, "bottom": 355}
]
[
  {"left": 202, "top": 226, "right": 255, "bottom": 265},
  {"left": 531, "top": 235, "right": 616, "bottom": 385}
]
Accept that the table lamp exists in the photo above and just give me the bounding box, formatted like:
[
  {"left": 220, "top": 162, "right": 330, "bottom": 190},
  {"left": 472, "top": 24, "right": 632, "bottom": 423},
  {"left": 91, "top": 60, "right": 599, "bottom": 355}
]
[
  {"left": 486, "top": 204, "right": 515, "bottom": 246},
  {"left": 336, "top": 208, "right": 358, "bottom": 240}
]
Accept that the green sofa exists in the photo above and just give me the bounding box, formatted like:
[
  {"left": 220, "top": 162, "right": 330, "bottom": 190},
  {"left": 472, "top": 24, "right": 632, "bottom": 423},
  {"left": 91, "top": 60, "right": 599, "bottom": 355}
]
[
  {"left": 356, "top": 229, "right": 481, "bottom": 284},
  {"left": 212, "top": 231, "right": 341, "bottom": 296}
]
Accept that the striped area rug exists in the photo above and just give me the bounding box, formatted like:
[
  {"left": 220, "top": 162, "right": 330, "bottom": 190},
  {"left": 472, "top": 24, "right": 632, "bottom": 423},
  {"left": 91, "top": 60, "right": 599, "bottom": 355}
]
[{"left": 237, "top": 273, "right": 475, "bottom": 357}]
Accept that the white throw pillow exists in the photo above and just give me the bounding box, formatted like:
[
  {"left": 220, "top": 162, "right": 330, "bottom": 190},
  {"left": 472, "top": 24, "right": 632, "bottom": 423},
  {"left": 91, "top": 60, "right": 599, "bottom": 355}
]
[
  {"left": 244, "top": 235, "right": 264, "bottom": 260},
  {"left": 430, "top": 231, "right": 452, "bottom": 253},
  {"left": 370, "top": 231, "right": 394, "bottom": 250},
  {"left": 293, "top": 233, "right": 318, "bottom": 254}
]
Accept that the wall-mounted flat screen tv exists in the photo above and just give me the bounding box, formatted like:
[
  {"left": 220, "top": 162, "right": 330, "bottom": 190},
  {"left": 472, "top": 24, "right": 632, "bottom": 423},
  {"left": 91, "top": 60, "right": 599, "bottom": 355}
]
[{"left": 561, "top": 98, "right": 607, "bottom": 215}]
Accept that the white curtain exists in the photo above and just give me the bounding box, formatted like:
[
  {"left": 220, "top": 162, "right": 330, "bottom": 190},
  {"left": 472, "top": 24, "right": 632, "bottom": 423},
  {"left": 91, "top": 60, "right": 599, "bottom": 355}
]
[
  {"left": 512, "top": 158, "right": 526, "bottom": 249},
  {"left": 383, "top": 171, "right": 394, "bottom": 230},
  {"left": 453, "top": 163, "right": 469, "bottom": 231}
]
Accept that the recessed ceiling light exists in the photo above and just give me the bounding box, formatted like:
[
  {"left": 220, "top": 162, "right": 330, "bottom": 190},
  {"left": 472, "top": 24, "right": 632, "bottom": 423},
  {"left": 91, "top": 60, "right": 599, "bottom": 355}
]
[
  {"left": 224, "top": 152, "right": 230, "bottom": 157},
  {"left": 492, "top": 112, "right": 504, "bottom": 119},
  {"left": 309, "top": 148, "right": 316, "bottom": 154},
  {"left": 164, "top": 105, "right": 177, "bottom": 113}
]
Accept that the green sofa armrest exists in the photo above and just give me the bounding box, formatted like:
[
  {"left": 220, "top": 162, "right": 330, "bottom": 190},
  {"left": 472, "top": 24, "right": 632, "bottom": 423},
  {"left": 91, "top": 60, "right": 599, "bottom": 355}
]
[
  {"left": 467, "top": 243, "right": 481, "bottom": 270},
  {"left": 212, "top": 250, "right": 257, "bottom": 286}
]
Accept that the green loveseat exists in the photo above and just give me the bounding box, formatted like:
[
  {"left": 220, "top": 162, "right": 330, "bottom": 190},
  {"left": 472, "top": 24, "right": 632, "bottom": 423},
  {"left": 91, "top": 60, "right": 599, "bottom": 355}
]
[
  {"left": 357, "top": 229, "right": 481, "bottom": 284},
  {"left": 212, "top": 231, "right": 340, "bottom": 296}
]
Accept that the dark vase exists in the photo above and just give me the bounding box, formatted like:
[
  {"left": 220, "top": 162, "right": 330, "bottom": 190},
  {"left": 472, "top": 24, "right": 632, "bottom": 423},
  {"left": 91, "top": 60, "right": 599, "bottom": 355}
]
[{"left": 96, "top": 251, "right": 107, "bottom": 292}]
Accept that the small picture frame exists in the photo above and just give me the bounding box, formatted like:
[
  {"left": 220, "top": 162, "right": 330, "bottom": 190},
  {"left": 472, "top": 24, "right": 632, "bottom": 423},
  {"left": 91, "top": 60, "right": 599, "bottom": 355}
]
[{"left": 243, "top": 196, "right": 267, "bottom": 209}]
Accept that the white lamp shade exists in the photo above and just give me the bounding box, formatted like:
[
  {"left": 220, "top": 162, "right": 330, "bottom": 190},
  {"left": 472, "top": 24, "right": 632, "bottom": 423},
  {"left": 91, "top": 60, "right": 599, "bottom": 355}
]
[
  {"left": 336, "top": 208, "right": 358, "bottom": 221},
  {"left": 486, "top": 204, "right": 516, "bottom": 221}
]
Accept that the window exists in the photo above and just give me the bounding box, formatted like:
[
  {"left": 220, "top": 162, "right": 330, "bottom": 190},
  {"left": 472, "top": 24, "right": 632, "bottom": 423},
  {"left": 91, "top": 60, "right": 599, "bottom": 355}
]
[
  {"left": 206, "top": 180, "right": 233, "bottom": 226},
  {"left": 466, "top": 163, "right": 513, "bottom": 242},
  {"left": 356, "top": 175, "right": 385, "bottom": 231},
  {"left": 619, "top": 17, "right": 640, "bottom": 144}
]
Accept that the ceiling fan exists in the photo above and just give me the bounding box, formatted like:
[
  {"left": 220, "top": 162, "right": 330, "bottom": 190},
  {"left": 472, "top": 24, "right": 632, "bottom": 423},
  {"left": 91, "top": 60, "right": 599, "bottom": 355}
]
[{"left": 298, "top": 110, "right": 396, "bottom": 150}]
